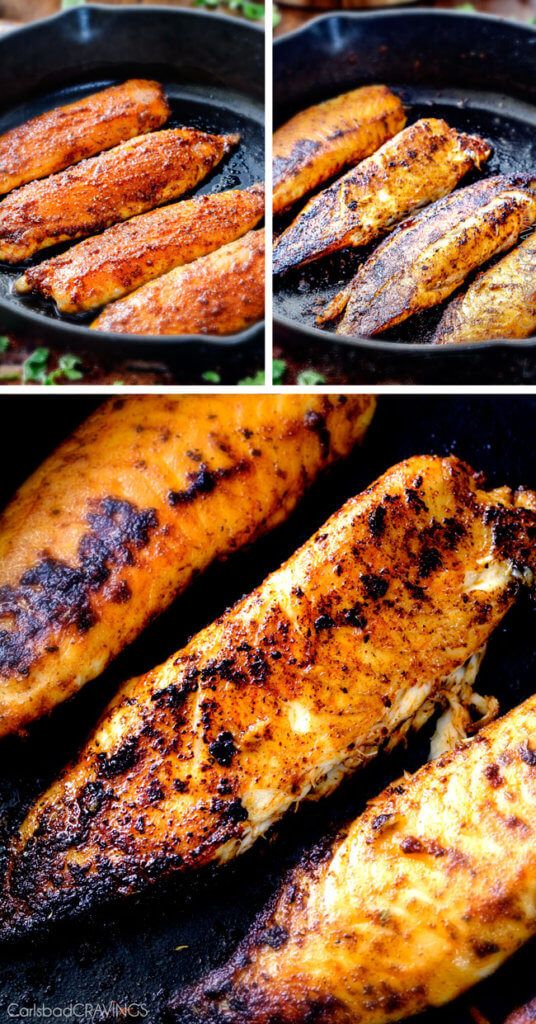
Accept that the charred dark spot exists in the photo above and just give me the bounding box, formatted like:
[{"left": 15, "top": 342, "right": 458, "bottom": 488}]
[
  {"left": 173, "top": 779, "right": 189, "bottom": 793},
  {"left": 443, "top": 518, "right": 465, "bottom": 549},
  {"left": 304, "top": 410, "right": 331, "bottom": 459},
  {"left": 314, "top": 614, "right": 335, "bottom": 632},
  {"left": 484, "top": 763, "right": 504, "bottom": 788},
  {"left": 151, "top": 675, "right": 198, "bottom": 709},
  {"left": 79, "top": 781, "right": 105, "bottom": 817},
  {"left": 0, "top": 497, "right": 158, "bottom": 676},
  {"left": 368, "top": 505, "right": 386, "bottom": 538},
  {"left": 343, "top": 604, "right": 367, "bottom": 629},
  {"left": 167, "top": 460, "right": 249, "bottom": 507},
  {"left": 520, "top": 742, "right": 536, "bottom": 767},
  {"left": 361, "top": 574, "right": 389, "bottom": 600},
  {"left": 371, "top": 813, "right": 393, "bottom": 831},
  {"left": 405, "top": 488, "right": 427, "bottom": 513},
  {"left": 109, "top": 581, "right": 132, "bottom": 604},
  {"left": 257, "top": 925, "right": 289, "bottom": 949},
  {"left": 211, "top": 796, "right": 248, "bottom": 824},
  {"left": 418, "top": 547, "right": 442, "bottom": 578},
  {"left": 146, "top": 780, "right": 164, "bottom": 805},
  {"left": 472, "top": 941, "right": 501, "bottom": 958},
  {"left": 209, "top": 731, "right": 237, "bottom": 767},
  {"left": 97, "top": 736, "right": 139, "bottom": 779},
  {"left": 404, "top": 581, "right": 426, "bottom": 600},
  {"left": 400, "top": 836, "right": 424, "bottom": 854},
  {"left": 216, "top": 778, "right": 233, "bottom": 795}
]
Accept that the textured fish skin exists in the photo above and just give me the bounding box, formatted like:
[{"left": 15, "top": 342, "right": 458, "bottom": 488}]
[
  {"left": 432, "top": 230, "right": 536, "bottom": 345},
  {"left": 0, "top": 79, "right": 170, "bottom": 196},
  {"left": 1, "top": 455, "right": 535, "bottom": 940},
  {"left": 273, "top": 119, "right": 491, "bottom": 274},
  {"left": 16, "top": 184, "right": 264, "bottom": 314},
  {"left": 273, "top": 85, "right": 406, "bottom": 215},
  {"left": 91, "top": 229, "right": 264, "bottom": 336},
  {"left": 0, "top": 394, "right": 374, "bottom": 737},
  {"left": 327, "top": 175, "right": 536, "bottom": 338},
  {"left": 173, "top": 694, "right": 536, "bottom": 1024},
  {"left": 0, "top": 128, "right": 238, "bottom": 262}
]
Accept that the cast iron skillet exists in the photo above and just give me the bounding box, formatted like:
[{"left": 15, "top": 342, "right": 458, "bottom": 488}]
[
  {"left": 0, "top": 5, "right": 264, "bottom": 358},
  {"left": 0, "top": 396, "right": 534, "bottom": 1022},
  {"left": 274, "top": 11, "right": 536, "bottom": 384}
]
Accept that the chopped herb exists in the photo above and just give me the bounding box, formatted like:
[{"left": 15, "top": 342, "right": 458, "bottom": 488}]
[
  {"left": 0, "top": 336, "right": 9, "bottom": 353},
  {"left": 296, "top": 369, "right": 326, "bottom": 385},
  {"left": 201, "top": 370, "right": 222, "bottom": 384},
  {"left": 45, "top": 354, "right": 83, "bottom": 384},
  {"left": 22, "top": 347, "right": 50, "bottom": 384},
  {"left": 455, "top": 3, "right": 475, "bottom": 9},
  {"left": 174, "top": 945, "right": 189, "bottom": 952},
  {"left": 112, "top": 380, "right": 125, "bottom": 386},
  {"left": 194, "top": 0, "right": 265, "bottom": 19},
  {"left": 272, "top": 358, "right": 287, "bottom": 384},
  {"left": 272, "top": 4, "right": 281, "bottom": 27},
  {"left": 61, "top": 0, "right": 85, "bottom": 9},
  {"left": 238, "top": 369, "right": 265, "bottom": 385}
]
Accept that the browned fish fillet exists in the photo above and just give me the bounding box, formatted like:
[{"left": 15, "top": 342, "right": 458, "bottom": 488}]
[
  {"left": 174, "top": 694, "right": 536, "bottom": 1024},
  {"left": 1, "top": 455, "right": 535, "bottom": 939},
  {"left": 322, "top": 175, "right": 536, "bottom": 338},
  {"left": 273, "top": 119, "right": 490, "bottom": 274},
  {"left": 15, "top": 184, "right": 264, "bottom": 314},
  {"left": 273, "top": 85, "right": 406, "bottom": 215},
  {"left": 504, "top": 998, "right": 536, "bottom": 1024},
  {"left": 432, "top": 229, "right": 536, "bottom": 345},
  {"left": 0, "top": 128, "right": 238, "bottom": 263},
  {"left": 91, "top": 228, "right": 264, "bottom": 335},
  {"left": 0, "top": 394, "right": 374, "bottom": 738},
  {"left": 0, "top": 79, "right": 170, "bottom": 196}
]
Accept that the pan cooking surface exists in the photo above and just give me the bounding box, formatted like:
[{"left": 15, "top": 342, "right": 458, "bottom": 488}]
[
  {"left": 0, "top": 78, "right": 263, "bottom": 331},
  {"left": 0, "top": 396, "right": 535, "bottom": 1022},
  {"left": 274, "top": 85, "right": 536, "bottom": 345}
]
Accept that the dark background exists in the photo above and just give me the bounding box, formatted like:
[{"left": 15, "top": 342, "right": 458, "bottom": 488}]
[{"left": 0, "top": 395, "right": 534, "bottom": 1022}]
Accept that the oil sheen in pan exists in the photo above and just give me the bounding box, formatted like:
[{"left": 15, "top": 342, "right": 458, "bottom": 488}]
[
  {"left": 0, "top": 78, "right": 264, "bottom": 327},
  {"left": 274, "top": 86, "right": 536, "bottom": 346}
]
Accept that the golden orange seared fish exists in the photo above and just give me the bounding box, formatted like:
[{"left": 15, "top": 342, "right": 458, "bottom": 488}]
[
  {"left": 0, "top": 128, "right": 238, "bottom": 263},
  {"left": 323, "top": 175, "right": 536, "bottom": 337},
  {"left": 0, "top": 79, "right": 170, "bottom": 196},
  {"left": 433, "top": 229, "right": 536, "bottom": 345},
  {"left": 175, "top": 694, "right": 536, "bottom": 1024},
  {"left": 0, "top": 394, "right": 374, "bottom": 737},
  {"left": 1, "top": 455, "right": 535, "bottom": 939},
  {"left": 91, "top": 228, "right": 264, "bottom": 335},
  {"left": 272, "top": 85, "right": 406, "bottom": 215},
  {"left": 273, "top": 119, "right": 491, "bottom": 274},
  {"left": 16, "top": 184, "right": 264, "bottom": 314}
]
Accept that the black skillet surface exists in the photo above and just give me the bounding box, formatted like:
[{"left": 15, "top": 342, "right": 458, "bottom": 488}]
[
  {"left": 273, "top": 12, "right": 536, "bottom": 384},
  {"left": 0, "top": 5, "right": 264, "bottom": 365},
  {"left": 0, "top": 395, "right": 535, "bottom": 1022}
]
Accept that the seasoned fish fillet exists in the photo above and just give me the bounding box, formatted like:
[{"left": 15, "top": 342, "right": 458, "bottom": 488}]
[
  {"left": 91, "top": 228, "right": 264, "bottom": 335},
  {"left": 0, "top": 79, "right": 170, "bottom": 196},
  {"left": 1, "top": 455, "right": 535, "bottom": 939},
  {"left": 0, "top": 394, "right": 374, "bottom": 738},
  {"left": 505, "top": 998, "right": 536, "bottom": 1024},
  {"left": 324, "top": 175, "right": 536, "bottom": 337},
  {"left": 175, "top": 694, "right": 536, "bottom": 1024},
  {"left": 15, "top": 184, "right": 264, "bottom": 314},
  {"left": 273, "top": 85, "right": 406, "bottom": 215},
  {"left": 0, "top": 128, "right": 237, "bottom": 263},
  {"left": 432, "top": 230, "right": 536, "bottom": 345},
  {"left": 273, "top": 119, "right": 490, "bottom": 274}
]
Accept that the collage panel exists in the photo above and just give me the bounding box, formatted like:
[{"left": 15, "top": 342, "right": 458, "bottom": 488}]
[
  {"left": 273, "top": 4, "right": 536, "bottom": 385},
  {"left": 0, "top": 0, "right": 265, "bottom": 387},
  {"left": 0, "top": 394, "right": 535, "bottom": 1024}
]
